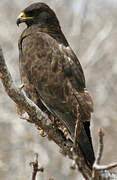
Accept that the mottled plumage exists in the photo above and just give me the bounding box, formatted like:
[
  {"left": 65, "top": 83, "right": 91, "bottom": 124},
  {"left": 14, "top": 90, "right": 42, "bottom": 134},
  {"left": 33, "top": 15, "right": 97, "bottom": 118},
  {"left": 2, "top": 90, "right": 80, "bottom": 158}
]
[{"left": 17, "top": 2, "right": 95, "bottom": 168}]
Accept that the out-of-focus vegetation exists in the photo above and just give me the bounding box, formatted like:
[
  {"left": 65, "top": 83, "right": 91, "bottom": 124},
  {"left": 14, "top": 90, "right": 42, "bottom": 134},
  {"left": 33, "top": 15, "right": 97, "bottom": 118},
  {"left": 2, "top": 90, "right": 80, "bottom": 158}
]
[{"left": 0, "top": 0, "right": 117, "bottom": 179}]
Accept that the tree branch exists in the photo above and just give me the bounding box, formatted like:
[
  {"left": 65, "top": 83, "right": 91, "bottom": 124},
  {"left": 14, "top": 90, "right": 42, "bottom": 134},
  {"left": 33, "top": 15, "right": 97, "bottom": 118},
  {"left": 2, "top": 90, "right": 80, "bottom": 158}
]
[
  {"left": 0, "top": 46, "right": 91, "bottom": 179},
  {"left": 95, "top": 129, "right": 104, "bottom": 165},
  {"left": 92, "top": 129, "right": 117, "bottom": 179},
  {"left": 1, "top": 46, "right": 117, "bottom": 180}
]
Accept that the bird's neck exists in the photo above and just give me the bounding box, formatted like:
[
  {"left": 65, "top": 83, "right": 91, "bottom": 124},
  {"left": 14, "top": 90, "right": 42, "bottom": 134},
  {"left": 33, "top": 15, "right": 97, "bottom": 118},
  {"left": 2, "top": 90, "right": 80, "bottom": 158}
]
[{"left": 25, "top": 24, "right": 69, "bottom": 47}]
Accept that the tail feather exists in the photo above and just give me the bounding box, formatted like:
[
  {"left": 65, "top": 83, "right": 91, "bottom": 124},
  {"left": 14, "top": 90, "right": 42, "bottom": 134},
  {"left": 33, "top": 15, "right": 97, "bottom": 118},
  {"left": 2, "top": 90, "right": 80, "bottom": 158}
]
[
  {"left": 53, "top": 111, "right": 95, "bottom": 169},
  {"left": 78, "top": 121, "right": 95, "bottom": 169},
  {"left": 39, "top": 92, "right": 95, "bottom": 168}
]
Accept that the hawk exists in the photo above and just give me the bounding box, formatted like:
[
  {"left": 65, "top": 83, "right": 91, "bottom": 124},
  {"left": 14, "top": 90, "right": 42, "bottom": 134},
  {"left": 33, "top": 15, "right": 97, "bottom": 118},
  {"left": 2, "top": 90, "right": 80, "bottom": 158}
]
[{"left": 17, "top": 2, "right": 95, "bottom": 168}]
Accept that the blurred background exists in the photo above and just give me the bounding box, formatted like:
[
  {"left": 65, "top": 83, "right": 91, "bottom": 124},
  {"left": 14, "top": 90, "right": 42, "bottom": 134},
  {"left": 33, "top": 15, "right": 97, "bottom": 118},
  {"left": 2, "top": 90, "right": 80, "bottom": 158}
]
[{"left": 0, "top": 0, "right": 117, "bottom": 179}]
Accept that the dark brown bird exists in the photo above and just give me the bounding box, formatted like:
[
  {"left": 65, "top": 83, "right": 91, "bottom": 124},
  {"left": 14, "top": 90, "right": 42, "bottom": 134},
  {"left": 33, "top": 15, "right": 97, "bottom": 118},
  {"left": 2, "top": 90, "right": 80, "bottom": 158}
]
[{"left": 17, "top": 2, "right": 95, "bottom": 168}]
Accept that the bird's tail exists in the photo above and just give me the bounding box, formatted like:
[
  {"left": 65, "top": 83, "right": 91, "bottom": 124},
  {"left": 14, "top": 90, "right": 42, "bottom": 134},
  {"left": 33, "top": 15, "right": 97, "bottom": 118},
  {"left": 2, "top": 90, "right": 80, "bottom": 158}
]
[
  {"left": 55, "top": 110, "right": 95, "bottom": 169},
  {"left": 44, "top": 88, "right": 95, "bottom": 169},
  {"left": 77, "top": 120, "right": 95, "bottom": 169}
]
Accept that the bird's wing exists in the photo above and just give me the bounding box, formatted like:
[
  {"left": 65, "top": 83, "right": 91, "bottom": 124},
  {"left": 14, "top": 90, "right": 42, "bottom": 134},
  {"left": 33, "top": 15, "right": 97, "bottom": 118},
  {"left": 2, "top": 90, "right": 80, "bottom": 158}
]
[{"left": 19, "top": 31, "right": 95, "bottom": 168}]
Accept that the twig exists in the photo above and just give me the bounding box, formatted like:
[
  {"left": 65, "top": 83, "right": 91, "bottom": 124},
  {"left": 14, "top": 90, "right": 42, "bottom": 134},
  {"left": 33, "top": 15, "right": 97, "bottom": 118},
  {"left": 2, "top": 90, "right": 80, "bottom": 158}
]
[
  {"left": 93, "top": 163, "right": 117, "bottom": 171},
  {"left": 92, "top": 129, "right": 117, "bottom": 179},
  {"left": 95, "top": 128, "right": 104, "bottom": 165},
  {"left": 73, "top": 105, "right": 80, "bottom": 149},
  {"left": 30, "top": 153, "right": 44, "bottom": 180},
  {"left": 70, "top": 106, "right": 80, "bottom": 171}
]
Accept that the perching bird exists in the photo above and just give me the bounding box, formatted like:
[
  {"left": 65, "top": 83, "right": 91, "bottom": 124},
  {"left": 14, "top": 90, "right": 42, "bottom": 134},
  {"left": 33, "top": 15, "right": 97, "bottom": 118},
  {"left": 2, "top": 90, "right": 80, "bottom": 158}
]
[{"left": 17, "top": 2, "right": 95, "bottom": 169}]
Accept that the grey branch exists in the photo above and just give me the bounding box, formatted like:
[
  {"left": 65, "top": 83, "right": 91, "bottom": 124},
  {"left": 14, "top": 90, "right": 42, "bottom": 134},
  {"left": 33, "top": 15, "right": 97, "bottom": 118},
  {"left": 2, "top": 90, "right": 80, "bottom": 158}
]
[
  {"left": 0, "top": 46, "right": 117, "bottom": 180},
  {"left": 30, "top": 153, "right": 44, "bottom": 180},
  {"left": 92, "top": 129, "right": 117, "bottom": 180},
  {"left": 95, "top": 129, "right": 104, "bottom": 165}
]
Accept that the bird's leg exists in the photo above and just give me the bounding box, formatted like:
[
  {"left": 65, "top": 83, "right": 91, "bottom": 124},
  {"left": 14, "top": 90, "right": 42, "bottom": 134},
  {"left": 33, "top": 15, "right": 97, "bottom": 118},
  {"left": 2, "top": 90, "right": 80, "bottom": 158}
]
[{"left": 38, "top": 112, "right": 55, "bottom": 137}]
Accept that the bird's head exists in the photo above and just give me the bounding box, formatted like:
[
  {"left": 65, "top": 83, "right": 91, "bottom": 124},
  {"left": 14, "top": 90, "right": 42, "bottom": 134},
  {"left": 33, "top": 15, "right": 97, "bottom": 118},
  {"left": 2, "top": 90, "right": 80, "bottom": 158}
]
[{"left": 16, "top": 3, "right": 60, "bottom": 28}]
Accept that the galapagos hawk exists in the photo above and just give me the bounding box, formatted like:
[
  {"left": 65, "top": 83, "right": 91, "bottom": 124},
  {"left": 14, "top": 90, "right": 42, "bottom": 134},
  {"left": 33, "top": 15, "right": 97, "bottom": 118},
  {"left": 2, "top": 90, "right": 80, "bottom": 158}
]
[{"left": 16, "top": 2, "right": 95, "bottom": 168}]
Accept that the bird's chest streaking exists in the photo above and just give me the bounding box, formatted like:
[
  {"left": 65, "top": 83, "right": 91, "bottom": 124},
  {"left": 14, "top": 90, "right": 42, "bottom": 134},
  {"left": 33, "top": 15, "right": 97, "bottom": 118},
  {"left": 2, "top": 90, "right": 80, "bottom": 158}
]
[
  {"left": 20, "top": 31, "right": 65, "bottom": 97},
  {"left": 19, "top": 30, "right": 78, "bottom": 136},
  {"left": 19, "top": 29, "right": 93, "bottom": 121}
]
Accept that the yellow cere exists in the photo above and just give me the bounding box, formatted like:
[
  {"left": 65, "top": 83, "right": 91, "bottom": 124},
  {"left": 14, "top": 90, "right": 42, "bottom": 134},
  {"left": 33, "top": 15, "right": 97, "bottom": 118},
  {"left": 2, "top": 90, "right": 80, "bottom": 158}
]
[{"left": 18, "top": 12, "right": 25, "bottom": 18}]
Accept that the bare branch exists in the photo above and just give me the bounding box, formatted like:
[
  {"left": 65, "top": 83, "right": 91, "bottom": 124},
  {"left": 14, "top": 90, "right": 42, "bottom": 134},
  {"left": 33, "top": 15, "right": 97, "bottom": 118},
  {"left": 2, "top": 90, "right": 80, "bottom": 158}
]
[
  {"left": 94, "top": 163, "right": 117, "bottom": 171},
  {"left": 30, "top": 153, "right": 44, "bottom": 180},
  {"left": 95, "top": 128, "right": 104, "bottom": 165},
  {"left": 73, "top": 105, "right": 80, "bottom": 149},
  {"left": 92, "top": 129, "right": 117, "bottom": 179},
  {"left": 0, "top": 47, "right": 91, "bottom": 179}
]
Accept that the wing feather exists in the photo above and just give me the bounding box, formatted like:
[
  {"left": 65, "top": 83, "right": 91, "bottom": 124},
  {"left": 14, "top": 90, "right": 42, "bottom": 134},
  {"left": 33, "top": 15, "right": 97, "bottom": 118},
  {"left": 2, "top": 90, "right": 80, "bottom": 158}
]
[{"left": 19, "top": 30, "right": 95, "bottom": 168}]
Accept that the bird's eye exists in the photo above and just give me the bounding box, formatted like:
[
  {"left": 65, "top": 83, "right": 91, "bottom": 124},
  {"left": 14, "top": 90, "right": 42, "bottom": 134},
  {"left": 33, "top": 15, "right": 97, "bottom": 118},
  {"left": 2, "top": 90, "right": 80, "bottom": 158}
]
[
  {"left": 26, "top": 10, "right": 33, "bottom": 17},
  {"left": 26, "top": 9, "right": 40, "bottom": 17}
]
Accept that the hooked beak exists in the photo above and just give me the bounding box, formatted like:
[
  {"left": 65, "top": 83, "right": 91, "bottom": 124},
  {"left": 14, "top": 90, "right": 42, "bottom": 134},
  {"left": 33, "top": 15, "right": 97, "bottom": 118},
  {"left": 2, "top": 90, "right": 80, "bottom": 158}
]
[
  {"left": 16, "top": 12, "right": 33, "bottom": 26},
  {"left": 16, "top": 18, "right": 21, "bottom": 26}
]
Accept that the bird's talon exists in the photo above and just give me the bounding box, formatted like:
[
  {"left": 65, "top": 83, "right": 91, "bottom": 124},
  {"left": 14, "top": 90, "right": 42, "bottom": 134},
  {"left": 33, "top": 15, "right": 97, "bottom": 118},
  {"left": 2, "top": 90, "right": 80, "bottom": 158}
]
[{"left": 39, "top": 129, "right": 46, "bottom": 137}]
